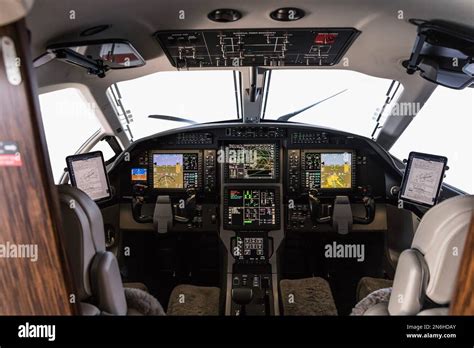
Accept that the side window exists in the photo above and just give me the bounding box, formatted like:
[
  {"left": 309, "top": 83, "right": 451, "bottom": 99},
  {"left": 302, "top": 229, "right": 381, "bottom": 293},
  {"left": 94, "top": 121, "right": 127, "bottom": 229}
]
[
  {"left": 39, "top": 88, "right": 102, "bottom": 183},
  {"left": 90, "top": 138, "right": 118, "bottom": 163},
  {"left": 390, "top": 86, "right": 473, "bottom": 193}
]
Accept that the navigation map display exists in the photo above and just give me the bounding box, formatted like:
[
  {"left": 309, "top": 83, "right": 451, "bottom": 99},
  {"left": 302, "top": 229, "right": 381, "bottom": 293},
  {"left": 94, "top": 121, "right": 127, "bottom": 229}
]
[
  {"left": 303, "top": 151, "right": 353, "bottom": 190},
  {"left": 66, "top": 151, "right": 111, "bottom": 201},
  {"left": 225, "top": 188, "right": 279, "bottom": 229},
  {"left": 400, "top": 152, "right": 447, "bottom": 207},
  {"left": 226, "top": 143, "right": 277, "bottom": 181},
  {"left": 152, "top": 152, "right": 199, "bottom": 189}
]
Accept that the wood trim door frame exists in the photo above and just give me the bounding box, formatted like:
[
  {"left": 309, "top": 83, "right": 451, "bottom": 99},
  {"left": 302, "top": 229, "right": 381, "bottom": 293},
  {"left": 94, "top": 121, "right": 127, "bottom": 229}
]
[{"left": 0, "top": 19, "right": 77, "bottom": 315}]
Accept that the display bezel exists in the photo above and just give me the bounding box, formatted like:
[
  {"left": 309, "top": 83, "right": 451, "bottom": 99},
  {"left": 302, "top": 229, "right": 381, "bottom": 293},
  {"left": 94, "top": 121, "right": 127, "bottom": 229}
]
[
  {"left": 66, "top": 151, "right": 112, "bottom": 202},
  {"left": 223, "top": 186, "right": 281, "bottom": 230},
  {"left": 399, "top": 151, "right": 448, "bottom": 208},
  {"left": 300, "top": 149, "right": 356, "bottom": 192},
  {"left": 223, "top": 141, "right": 280, "bottom": 183},
  {"left": 148, "top": 149, "right": 202, "bottom": 191}
]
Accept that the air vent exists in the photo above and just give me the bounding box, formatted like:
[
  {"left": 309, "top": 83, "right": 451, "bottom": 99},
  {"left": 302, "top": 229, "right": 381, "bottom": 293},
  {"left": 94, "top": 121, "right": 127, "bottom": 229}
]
[
  {"left": 80, "top": 25, "right": 110, "bottom": 37},
  {"left": 208, "top": 9, "right": 242, "bottom": 23},
  {"left": 270, "top": 8, "right": 305, "bottom": 22}
]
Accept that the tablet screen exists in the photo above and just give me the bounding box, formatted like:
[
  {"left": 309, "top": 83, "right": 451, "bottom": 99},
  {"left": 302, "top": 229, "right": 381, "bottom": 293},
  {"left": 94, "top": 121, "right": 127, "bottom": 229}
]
[
  {"left": 400, "top": 152, "right": 447, "bottom": 207},
  {"left": 66, "top": 151, "right": 111, "bottom": 201}
]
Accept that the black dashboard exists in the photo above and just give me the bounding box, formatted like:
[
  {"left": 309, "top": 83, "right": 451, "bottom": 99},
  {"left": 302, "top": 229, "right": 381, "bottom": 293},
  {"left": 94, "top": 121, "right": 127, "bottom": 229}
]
[{"left": 106, "top": 122, "right": 403, "bottom": 237}]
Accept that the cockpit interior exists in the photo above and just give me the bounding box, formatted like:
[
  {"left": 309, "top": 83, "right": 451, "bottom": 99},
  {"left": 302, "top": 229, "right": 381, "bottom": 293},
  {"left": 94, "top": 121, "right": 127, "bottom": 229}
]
[{"left": 1, "top": 0, "right": 473, "bottom": 329}]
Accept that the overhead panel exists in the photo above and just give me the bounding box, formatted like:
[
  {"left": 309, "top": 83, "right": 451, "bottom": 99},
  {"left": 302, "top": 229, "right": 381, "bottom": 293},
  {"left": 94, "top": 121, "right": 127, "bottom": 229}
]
[{"left": 155, "top": 28, "right": 360, "bottom": 68}]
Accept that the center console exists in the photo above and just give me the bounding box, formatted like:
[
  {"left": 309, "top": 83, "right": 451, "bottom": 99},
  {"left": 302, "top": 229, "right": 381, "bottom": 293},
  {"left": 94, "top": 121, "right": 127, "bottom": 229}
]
[{"left": 220, "top": 142, "right": 284, "bottom": 316}]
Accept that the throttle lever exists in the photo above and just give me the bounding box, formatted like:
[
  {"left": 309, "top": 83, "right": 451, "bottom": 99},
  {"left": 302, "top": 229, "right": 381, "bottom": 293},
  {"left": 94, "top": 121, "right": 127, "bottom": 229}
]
[
  {"left": 132, "top": 196, "right": 153, "bottom": 223},
  {"left": 353, "top": 196, "right": 376, "bottom": 224},
  {"left": 308, "top": 189, "right": 332, "bottom": 224}
]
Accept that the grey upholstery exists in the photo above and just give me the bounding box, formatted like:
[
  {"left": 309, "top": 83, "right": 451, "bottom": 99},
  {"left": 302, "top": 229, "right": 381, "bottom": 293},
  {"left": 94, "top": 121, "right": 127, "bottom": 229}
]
[
  {"left": 356, "top": 277, "right": 393, "bottom": 302},
  {"left": 418, "top": 308, "right": 449, "bottom": 315},
  {"left": 90, "top": 251, "right": 127, "bottom": 315},
  {"left": 57, "top": 185, "right": 161, "bottom": 316},
  {"left": 388, "top": 249, "right": 428, "bottom": 315},
  {"left": 80, "top": 302, "right": 100, "bottom": 316},
  {"left": 364, "top": 302, "right": 390, "bottom": 315},
  {"left": 361, "top": 195, "right": 474, "bottom": 315},
  {"left": 352, "top": 287, "right": 392, "bottom": 315},
  {"left": 124, "top": 287, "right": 165, "bottom": 315},
  {"left": 58, "top": 184, "right": 106, "bottom": 301}
]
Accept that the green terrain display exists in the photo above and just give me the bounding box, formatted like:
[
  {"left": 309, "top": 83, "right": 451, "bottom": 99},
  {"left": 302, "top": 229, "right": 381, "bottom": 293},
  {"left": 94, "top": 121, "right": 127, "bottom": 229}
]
[{"left": 320, "top": 153, "right": 352, "bottom": 189}]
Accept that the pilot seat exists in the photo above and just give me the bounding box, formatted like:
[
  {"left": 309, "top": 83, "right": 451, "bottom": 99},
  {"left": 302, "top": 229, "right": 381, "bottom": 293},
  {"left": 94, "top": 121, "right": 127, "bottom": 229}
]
[{"left": 57, "top": 184, "right": 220, "bottom": 315}]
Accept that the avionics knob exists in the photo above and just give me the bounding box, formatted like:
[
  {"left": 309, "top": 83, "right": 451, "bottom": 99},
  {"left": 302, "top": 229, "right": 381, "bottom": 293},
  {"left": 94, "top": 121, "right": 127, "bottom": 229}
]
[{"left": 390, "top": 186, "right": 400, "bottom": 197}]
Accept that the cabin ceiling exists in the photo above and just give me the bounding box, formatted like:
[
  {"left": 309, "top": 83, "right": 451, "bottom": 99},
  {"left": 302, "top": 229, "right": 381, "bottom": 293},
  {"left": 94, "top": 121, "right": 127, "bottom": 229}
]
[{"left": 26, "top": 0, "right": 474, "bottom": 89}]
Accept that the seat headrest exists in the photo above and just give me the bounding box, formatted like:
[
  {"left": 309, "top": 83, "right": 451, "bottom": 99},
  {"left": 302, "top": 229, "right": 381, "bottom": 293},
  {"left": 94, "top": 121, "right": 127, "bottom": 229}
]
[
  {"left": 412, "top": 195, "right": 474, "bottom": 304},
  {"left": 57, "top": 185, "right": 106, "bottom": 300}
]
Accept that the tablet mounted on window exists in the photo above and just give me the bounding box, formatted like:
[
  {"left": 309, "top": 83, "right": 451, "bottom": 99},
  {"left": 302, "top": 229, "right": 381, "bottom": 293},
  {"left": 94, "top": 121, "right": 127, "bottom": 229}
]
[
  {"left": 66, "top": 151, "right": 112, "bottom": 202},
  {"left": 399, "top": 151, "right": 448, "bottom": 208}
]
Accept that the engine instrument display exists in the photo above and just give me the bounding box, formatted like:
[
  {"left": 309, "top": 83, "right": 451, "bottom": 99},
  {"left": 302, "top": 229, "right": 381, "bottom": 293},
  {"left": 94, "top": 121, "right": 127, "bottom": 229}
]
[
  {"left": 303, "top": 151, "right": 353, "bottom": 189},
  {"left": 224, "top": 188, "right": 280, "bottom": 229},
  {"left": 226, "top": 143, "right": 278, "bottom": 181},
  {"left": 152, "top": 152, "right": 199, "bottom": 189}
]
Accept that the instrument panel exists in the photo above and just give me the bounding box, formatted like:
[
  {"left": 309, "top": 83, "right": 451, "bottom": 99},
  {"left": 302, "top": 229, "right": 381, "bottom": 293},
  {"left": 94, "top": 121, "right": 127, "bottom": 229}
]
[
  {"left": 129, "top": 149, "right": 216, "bottom": 193},
  {"left": 288, "top": 149, "right": 356, "bottom": 193},
  {"left": 110, "top": 124, "right": 399, "bottom": 233}
]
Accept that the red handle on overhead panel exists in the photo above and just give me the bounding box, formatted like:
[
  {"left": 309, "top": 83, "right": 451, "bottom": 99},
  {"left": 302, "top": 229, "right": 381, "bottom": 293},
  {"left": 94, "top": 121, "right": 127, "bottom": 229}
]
[{"left": 315, "top": 33, "right": 338, "bottom": 45}]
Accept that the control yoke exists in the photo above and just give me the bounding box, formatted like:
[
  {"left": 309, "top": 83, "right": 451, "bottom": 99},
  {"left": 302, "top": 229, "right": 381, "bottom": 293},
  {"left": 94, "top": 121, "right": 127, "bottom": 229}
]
[
  {"left": 131, "top": 186, "right": 200, "bottom": 232},
  {"left": 307, "top": 186, "right": 376, "bottom": 233}
]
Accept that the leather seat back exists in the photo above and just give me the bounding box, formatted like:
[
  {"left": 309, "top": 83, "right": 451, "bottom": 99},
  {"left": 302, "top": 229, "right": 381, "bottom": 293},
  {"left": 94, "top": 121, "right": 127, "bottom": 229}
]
[
  {"left": 57, "top": 185, "right": 127, "bottom": 315},
  {"left": 387, "top": 195, "right": 474, "bottom": 315}
]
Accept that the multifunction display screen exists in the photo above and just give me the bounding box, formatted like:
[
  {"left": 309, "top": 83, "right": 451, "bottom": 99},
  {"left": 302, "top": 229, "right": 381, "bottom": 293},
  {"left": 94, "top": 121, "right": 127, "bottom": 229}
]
[
  {"left": 226, "top": 144, "right": 277, "bottom": 180},
  {"left": 225, "top": 188, "right": 279, "bottom": 229},
  {"left": 303, "top": 151, "right": 353, "bottom": 189},
  {"left": 152, "top": 153, "right": 199, "bottom": 189}
]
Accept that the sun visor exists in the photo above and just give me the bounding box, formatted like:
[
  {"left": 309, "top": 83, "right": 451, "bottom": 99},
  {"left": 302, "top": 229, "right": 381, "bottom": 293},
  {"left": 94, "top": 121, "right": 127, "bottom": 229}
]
[
  {"left": 154, "top": 28, "right": 360, "bottom": 69},
  {"left": 404, "top": 19, "right": 474, "bottom": 89}
]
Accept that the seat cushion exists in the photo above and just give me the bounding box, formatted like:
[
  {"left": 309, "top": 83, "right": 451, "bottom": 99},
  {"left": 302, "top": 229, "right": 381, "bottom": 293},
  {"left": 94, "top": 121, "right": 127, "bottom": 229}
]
[
  {"left": 356, "top": 277, "right": 393, "bottom": 302},
  {"left": 351, "top": 287, "right": 392, "bottom": 315},
  {"left": 124, "top": 287, "right": 165, "bottom": 316},
  {"left": 167, "top": 285, "right": 220, "bottom": 315},
  {"left": 279, "top": 277, "right": 338, "bottom": 316},
  {"left": 123, "top": 282, "right": 149, "bottom": 293}
]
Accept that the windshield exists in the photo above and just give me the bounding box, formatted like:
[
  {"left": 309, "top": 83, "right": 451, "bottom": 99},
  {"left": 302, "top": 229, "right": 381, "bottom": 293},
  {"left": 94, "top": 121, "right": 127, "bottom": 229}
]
[
  {"left": 108, "top": 69, "right": 401, "bottom": 141},
  {"left": 263, "top": 70, "right": 402, "bottom": 138},
  {"left": 107, "top": 71, "right": 239, "bottom": 141}
]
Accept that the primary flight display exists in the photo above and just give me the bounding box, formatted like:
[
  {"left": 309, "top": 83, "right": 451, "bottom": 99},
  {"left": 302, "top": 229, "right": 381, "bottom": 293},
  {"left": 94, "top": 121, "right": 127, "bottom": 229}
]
[{"left": 152, "top": 153, "right": 199, "bottom": 189}]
